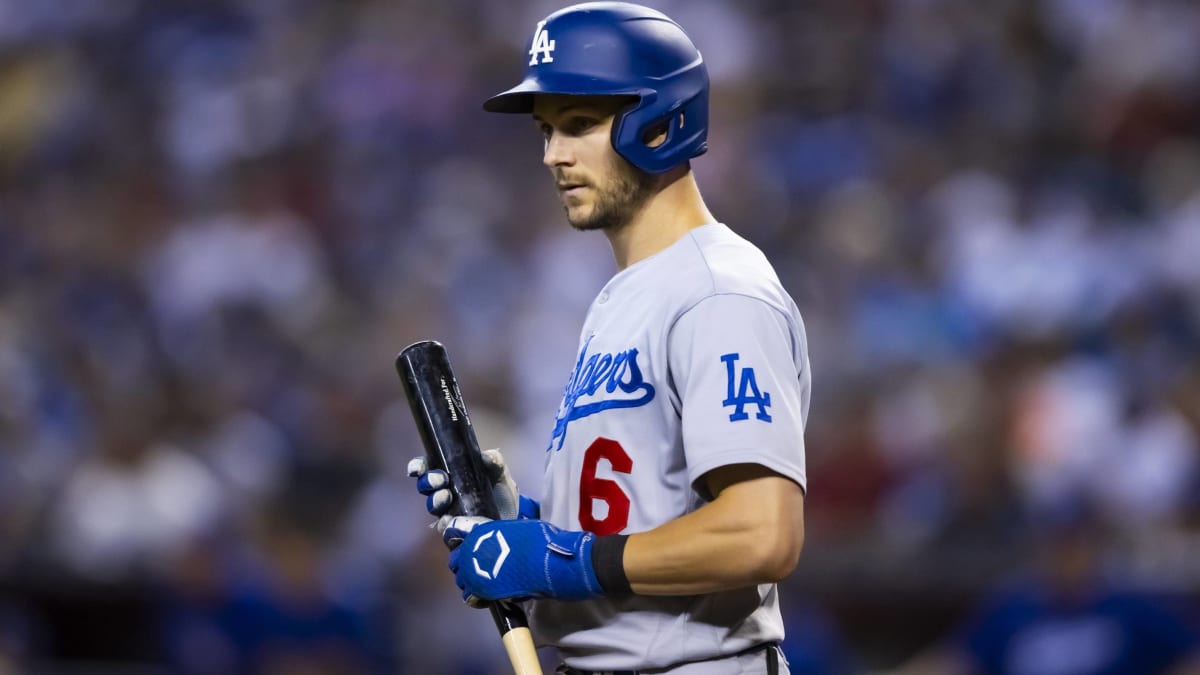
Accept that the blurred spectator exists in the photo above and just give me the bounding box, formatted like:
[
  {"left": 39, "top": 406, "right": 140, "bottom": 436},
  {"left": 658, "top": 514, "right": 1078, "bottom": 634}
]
[
  {"left": 49, "top": 412, "right": 224, "bottom": 581},
  {"left": 890, "top": 504, "right": 1200, "bottom": 675},
  {"left": 780, "top": 599, "right": 858, "bottom": 675},
  {"left": 0, "top": 603, "right": 34, "bottom": 675},
  {"left": 161, "top": 501, "right": 391, "bottom": 675}
]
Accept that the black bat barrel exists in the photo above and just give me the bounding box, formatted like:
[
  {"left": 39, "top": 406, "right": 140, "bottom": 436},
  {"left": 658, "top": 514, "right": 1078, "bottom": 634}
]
[
  {"left": 395, "top": 340, "right": 529, "bottom": 635},
  {"left": 396, "top": 340, "right": 500, "bottom": 520}
]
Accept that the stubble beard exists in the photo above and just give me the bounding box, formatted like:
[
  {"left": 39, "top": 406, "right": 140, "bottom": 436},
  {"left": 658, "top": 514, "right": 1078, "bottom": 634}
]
[{"left": 561, "top": 156, "right": 658, "bottom": 233}]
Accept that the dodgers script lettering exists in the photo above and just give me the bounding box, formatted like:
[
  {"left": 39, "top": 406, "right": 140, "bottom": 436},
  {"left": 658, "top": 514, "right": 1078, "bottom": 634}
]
[{"left": 549, "top": 335, "right": 655, "bottom": 450}]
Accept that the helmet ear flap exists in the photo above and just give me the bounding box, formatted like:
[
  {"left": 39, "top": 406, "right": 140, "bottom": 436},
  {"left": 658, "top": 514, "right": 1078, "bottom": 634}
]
[
  {"left": 612, "top": 86, "right": 708, "bottom": 174},
  {"left": 641, "top": 117, "right": 672, "bottom": 148}
]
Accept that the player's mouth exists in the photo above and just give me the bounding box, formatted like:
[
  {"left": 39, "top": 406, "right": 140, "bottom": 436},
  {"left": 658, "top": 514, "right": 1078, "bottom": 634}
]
[{"left": 557, "top": 181, "right": 589, "bottom": 199}]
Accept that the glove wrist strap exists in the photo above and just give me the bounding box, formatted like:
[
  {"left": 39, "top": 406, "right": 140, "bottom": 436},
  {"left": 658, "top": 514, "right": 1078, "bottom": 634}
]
[{"left": 591, "top": 534, "right": 631, "bottom": 596}]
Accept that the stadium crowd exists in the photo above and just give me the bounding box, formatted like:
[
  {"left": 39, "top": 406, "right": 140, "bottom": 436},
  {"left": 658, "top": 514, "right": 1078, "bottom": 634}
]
[{"left": 0, "top": 0, "right": 1198, "bottom": 672}]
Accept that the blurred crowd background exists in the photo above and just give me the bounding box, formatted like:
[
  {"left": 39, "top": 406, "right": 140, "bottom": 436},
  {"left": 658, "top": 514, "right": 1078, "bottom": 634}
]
[{"left": 2, "top": 0, "right": 1199, "bottom": 673}]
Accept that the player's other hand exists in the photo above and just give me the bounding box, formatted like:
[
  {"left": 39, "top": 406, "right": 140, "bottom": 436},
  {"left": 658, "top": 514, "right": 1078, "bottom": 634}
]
[
  {"left": 438, "top": 516, "right": 602, "bottom": 605},
  {"left": 407, "top": 449, "right": 540, "bottom": 520},
  {"left": 407, "top": 456, "right": 454, "bottom": 516}
]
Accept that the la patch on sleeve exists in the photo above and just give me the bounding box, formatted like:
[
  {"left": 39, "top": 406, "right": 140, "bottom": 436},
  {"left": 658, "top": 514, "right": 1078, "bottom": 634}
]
[{"left": 720, "top": 353, "right": 772, "bottom": 422}]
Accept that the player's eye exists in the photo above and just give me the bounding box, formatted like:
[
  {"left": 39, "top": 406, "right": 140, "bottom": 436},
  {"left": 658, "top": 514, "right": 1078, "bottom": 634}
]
[
  {"left": 537, "top": 122, "right": 553, "bottom": 140},
  {"left": 566, "top": 118, "right": 597, "bottom": 135}
]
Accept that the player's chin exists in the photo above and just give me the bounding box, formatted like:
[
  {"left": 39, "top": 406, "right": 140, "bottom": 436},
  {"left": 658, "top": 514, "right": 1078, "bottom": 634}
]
[
  {"left": 560, "top": 190, "right": 589, "bottom": 210},
  {"left": 564, "top": 203, "right": 601, "bottom": 231}
]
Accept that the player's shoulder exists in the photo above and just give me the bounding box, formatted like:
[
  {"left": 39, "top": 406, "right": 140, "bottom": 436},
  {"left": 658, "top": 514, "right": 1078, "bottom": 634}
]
[{"left": 670, "top": 223, "right": 791, "bottom": 312}]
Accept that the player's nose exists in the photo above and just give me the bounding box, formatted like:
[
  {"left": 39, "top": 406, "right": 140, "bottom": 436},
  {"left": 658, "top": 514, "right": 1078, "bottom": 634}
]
[{"left": 542, "top": 132, "right": 575, "bottom": 168}]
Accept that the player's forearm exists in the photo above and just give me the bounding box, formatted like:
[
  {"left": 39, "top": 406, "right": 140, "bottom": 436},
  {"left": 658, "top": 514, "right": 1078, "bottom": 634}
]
[{"left": 617, "top": 475, "right": 804, "bottom": 595}]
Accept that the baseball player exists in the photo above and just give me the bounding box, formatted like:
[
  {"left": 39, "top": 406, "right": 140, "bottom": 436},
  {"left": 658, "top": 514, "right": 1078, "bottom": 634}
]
[{"left": 409, "top": 3, "right": 810, "bottom": 673}]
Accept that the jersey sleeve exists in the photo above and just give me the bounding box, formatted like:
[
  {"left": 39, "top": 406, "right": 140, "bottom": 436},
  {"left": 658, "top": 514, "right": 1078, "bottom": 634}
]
[{"left": 667, "top": 293, "right": 809, "bottom": 495}]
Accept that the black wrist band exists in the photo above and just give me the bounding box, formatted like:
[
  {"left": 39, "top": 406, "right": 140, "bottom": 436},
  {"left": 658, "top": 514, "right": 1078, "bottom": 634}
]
[{"left": 591, "top": 534, "right": 631, "bottom": 596}]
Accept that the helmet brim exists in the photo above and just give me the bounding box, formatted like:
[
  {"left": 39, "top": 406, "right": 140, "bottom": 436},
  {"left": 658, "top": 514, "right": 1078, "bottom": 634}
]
[{"left": 482, "top": 73, "right": 647, "bottom": 113}]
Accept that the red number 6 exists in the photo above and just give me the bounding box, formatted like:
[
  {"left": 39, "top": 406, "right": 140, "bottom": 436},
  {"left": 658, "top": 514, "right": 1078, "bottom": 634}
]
[{"left": 579, "top": 437, "right": 632, "bottom": 535}]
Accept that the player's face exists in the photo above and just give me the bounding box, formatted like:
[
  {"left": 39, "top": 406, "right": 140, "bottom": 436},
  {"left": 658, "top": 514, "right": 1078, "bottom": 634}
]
[{"left": 532, "top": 95, "right": 656, "bottom": 232}]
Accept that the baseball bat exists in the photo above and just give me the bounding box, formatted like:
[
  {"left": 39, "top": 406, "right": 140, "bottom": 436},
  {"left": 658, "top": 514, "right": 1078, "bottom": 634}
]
[{"left": 395, "top": 340, "right": 543, "bottom": 675}]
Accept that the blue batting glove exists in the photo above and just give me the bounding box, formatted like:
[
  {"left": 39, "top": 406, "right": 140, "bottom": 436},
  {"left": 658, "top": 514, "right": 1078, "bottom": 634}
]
[
  {"left": 413, "top": 466, "right": 454, "bottom": 516},
  {"left": 517, "top": 495, "right": 541, "bottom": 520},
  {"left": 439, "top": 517, "right": 602, "bottom": 604}
]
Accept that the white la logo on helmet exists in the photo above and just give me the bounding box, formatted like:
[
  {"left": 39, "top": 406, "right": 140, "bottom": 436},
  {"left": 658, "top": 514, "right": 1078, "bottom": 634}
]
[
  {"left": 472, "top": 530, "right": 510, "bottom": 580},
  {"left": 528, "top": 20, "right": 555, "bottom": 66}
]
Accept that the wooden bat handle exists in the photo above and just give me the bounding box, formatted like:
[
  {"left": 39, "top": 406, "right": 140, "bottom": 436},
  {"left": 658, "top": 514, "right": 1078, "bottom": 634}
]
[
  {"left": 488, "top": 601, "right": 543, "bottom": 675},
  {"left": 501, "top": 626, "right": 543, "bottom": 675}
]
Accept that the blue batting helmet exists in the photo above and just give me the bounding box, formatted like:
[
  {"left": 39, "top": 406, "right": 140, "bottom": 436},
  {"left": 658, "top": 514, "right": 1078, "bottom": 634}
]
[{"left": 483, "top": 2, "right": 709, "bottom": 175}]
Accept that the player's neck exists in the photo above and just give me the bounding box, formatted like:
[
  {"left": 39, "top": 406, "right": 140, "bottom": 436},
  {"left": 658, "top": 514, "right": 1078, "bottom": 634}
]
[{"left": 606, "top": 170, "right": 716, "bottom": 270}]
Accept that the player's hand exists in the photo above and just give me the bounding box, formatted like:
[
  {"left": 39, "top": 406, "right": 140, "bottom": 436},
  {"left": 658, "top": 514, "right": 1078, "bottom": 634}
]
[
  {"left": 407, "top": 456, "right": 454, "bottom": 516},
  {"left": 438, "top": 516, "right": 603, "bottom": 605},
  {"left": 407, "top": 449, "right": 540, "bottom": 520}
]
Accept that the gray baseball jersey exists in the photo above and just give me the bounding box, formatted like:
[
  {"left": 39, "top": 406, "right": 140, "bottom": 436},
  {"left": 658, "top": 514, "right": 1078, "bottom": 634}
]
[{"left": 531, "top": 222, "right": 811, "bottom": 671}]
